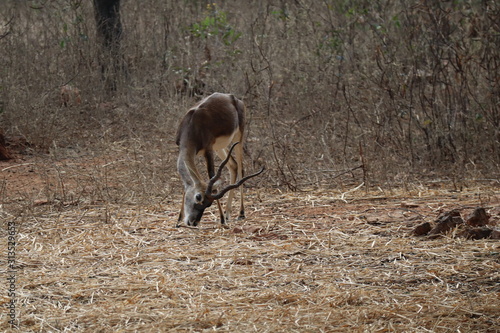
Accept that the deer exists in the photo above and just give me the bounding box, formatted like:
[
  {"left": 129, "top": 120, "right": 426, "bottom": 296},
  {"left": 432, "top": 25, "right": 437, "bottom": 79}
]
[{"left": 175, "top": 93, "right": 264, "bottom": 227}]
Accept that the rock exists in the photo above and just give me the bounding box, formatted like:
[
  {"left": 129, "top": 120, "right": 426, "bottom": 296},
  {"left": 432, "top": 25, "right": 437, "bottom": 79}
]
[
  {"left": 428, "top": 210, "right": 464, "bottom": 236},
  {"left": 412, "top": 222, "right": 432, "bottom": 236},
  {"left": 466, "top": 207, "right": 490, "bottom": 227},
  {"left": 457, "top": 227, "right": 492, "bottom": 240},
  {"left": 435, "top": 209, "right": 461, "bottom": 222},
  {"left": 232, "top": 227, "right": 244, "bottom": 234}
]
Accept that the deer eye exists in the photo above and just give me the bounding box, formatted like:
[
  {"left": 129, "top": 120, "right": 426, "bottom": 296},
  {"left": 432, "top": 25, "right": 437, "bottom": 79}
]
[{"left": 195, "top": 193, "right": 203, "bottom": 202}]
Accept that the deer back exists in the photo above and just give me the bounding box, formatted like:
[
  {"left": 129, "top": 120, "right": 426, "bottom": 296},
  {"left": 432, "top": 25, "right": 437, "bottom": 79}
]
[{"left": 175, "top": 93, "right": 244, "bottom": 154}]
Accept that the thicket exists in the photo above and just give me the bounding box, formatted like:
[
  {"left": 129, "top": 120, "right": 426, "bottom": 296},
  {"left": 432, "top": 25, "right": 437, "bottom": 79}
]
[{"left": 1, "top": 0, "right": 499, "bottom": 191}]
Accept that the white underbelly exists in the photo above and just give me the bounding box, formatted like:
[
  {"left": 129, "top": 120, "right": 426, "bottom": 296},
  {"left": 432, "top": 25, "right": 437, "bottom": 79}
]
[
  {"left": 197, "top": 134, "right": 236, "bottom": 156},
  {"left": 213, "top": 134, "right": 236, "bottom": 151}
]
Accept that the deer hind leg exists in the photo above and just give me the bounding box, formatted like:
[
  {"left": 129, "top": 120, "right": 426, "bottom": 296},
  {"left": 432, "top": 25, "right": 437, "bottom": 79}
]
[
  {"left": 234, "top": 140, "right": 246, "bottom": 220},
  {"left": 215, "top": 148, "right": 239, "bottom": 222}
]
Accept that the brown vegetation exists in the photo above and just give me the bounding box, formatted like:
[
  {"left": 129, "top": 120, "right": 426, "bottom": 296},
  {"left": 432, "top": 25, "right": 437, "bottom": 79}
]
[
  {"left": 0, "top": 1, "right": 499, "bottom": 331},
  {"left": 1, "top": 0, "right": 498, "bottom": 187},
  {"left": 60, "top": 85, "right": 82, "bottom": 107}
]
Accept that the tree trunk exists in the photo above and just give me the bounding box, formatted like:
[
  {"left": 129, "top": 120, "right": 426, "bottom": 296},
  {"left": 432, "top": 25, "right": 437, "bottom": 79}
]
[
  {"left": 0, "top": 131, "right": 12, "bottom": 160},
  {"left": 93, "top": 0, "right": 124, "bottom": 93}
]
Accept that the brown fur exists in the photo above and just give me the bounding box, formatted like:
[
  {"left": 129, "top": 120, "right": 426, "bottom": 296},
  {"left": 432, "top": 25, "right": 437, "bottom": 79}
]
[{"left": 176, "top": 93, "right": 244, "bottom": 153}]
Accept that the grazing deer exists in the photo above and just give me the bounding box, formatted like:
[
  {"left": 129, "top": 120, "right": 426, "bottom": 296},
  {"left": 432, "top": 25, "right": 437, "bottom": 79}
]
[{"left": 175, "top": 93, "right": 264, "bottom": 227}]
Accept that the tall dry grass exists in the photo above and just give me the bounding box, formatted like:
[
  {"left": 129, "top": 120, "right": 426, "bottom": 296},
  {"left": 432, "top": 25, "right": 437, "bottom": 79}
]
[{"left": 1, "top": 0, "right": 499, "bottom": 198}]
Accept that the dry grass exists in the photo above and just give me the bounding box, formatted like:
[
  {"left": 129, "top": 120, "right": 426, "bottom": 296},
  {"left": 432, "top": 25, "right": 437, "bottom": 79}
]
[{"left": 1, "top": 154, "right": 498, "bottom": 332}]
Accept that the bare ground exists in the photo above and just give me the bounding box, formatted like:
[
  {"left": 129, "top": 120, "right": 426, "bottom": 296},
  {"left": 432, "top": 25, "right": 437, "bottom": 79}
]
[{"left": 0, "top": 153, "right": 499, "bottom": 332}]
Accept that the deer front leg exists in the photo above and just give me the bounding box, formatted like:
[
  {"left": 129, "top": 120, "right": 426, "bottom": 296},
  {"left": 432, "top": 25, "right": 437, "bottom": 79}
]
[
  {"left": 176, "top": 192, "right": 186, "bottom": 227},
  {"left": 216, "top": 200, "right": 226, "bottom": 226}
]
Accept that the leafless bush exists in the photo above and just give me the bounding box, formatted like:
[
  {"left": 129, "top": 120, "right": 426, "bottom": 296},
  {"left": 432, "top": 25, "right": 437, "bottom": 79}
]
[{"left": 0, "top": 0, "right": 498, "bottom": 198}]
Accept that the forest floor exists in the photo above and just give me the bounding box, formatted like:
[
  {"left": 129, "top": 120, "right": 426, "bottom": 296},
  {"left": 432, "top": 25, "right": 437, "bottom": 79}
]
[{"left": 0, "top": 151, "right": 499, "bottom": 332}]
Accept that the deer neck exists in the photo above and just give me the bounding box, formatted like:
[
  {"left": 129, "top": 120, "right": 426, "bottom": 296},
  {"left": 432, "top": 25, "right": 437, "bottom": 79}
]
[{"left": 177, "top": 147, "right": 205, "bottom": 190}]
